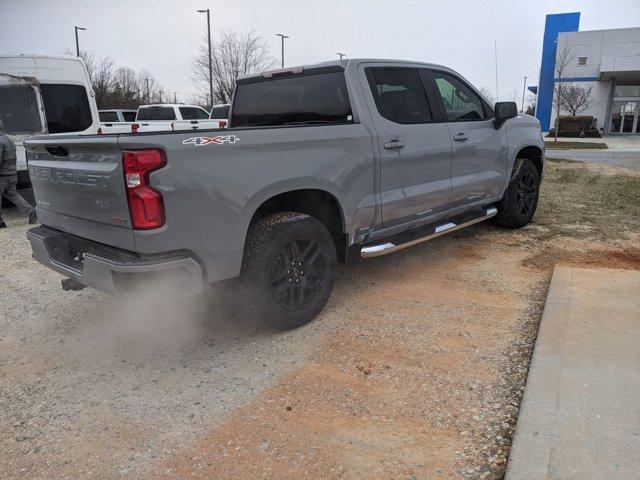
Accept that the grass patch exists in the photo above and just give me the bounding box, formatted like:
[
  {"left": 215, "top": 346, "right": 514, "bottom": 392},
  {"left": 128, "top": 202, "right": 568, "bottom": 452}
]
[
  {"left": 546, "top": 157, "right": 583, "bottom": 164},
  {"left": 535, "top": 161, "right": 640, "bottom": 241},
  {"left": 544, "top": 141, "right": 608, "bottom": 150}
]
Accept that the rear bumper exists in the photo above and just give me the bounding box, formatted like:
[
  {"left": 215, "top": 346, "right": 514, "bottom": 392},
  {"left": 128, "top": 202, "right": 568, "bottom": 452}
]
[{"left": 27, "top": 226, "right": 204, "bottom": 296}]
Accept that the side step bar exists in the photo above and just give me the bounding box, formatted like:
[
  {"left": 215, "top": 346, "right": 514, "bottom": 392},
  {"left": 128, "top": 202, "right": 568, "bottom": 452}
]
[{"left": 361, "top": 206, "right": 498, "bottom": 258}]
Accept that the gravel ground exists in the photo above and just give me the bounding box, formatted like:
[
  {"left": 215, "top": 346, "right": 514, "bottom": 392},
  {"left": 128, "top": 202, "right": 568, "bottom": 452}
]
[{"left": 1, "top": 159, "right": 639, "bottom": 479}]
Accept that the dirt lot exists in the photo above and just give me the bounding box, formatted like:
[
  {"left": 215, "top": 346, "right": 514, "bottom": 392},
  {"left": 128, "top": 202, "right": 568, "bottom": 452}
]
[{"left": 1, "top": 159, "right": 639, "bottom": 480}]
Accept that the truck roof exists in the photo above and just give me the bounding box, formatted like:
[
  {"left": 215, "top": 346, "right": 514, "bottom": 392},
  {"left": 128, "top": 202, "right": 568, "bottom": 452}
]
[{"left": 237, "top": 58, "right": 452, "bottom": 82}]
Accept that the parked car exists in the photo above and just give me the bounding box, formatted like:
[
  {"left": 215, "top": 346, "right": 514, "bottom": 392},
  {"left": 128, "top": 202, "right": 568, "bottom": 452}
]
[
  {"left": 25, "top": 59, "right": 544, "bottom": 330},
  {"left": 99, "top": 109, "right": 137, "bottom": 122},
  {"left": 0, "top": 54, "right": 100, "bottom": 189}
]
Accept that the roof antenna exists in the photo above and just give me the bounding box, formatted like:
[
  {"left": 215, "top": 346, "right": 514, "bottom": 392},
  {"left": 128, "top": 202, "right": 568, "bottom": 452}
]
[{"left": 494, "top": 40, "right": 499, "bottom": 101}]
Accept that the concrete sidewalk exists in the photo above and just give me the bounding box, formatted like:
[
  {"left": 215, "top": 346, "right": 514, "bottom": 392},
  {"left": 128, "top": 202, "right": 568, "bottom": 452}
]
[{"left": 506, "top": 266, "right": 640, "bottom": 480}]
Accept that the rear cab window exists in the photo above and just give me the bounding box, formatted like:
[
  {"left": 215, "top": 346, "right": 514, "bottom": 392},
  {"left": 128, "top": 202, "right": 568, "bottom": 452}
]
[
  {"left": 40, "top": 84, "right": 92, "bottom": 133},
  {"left": 99, "top": 111, "right": 118, "bottom": 122},
  {"left": 0, "top": 85, "right": 44, "bottom": 134},
  {"left": 122, "top": 111, "right": 136, "bottom": 122},
  {"left": 137, "top": 107, "right": 176, "bottom": 121},
  {"left": 179, "top": 107, "right": 209, "bottom": 120},
  {"left": 231, "top": 70, "right": 353, "bottom": 128},
  {"left": 210, "top": 105, "right": 230, "bottom": 119}
]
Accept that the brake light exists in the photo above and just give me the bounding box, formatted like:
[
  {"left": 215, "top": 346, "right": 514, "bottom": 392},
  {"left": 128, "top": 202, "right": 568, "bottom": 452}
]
[
  {"left": 131, "top": 123, "right": 140, "bottom": 133},
  {"left": 97, "top": 127, "right": 103, "bottom": 135},
  {"left": 219, "top": 120, "right": 227, "bottom": 128},
  {"left": 122, "top": 149, "right": 166, "bottom": 229}
]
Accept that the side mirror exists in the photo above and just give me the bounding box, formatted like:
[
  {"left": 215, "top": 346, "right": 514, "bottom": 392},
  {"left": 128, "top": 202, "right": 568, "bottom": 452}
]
[{"left": 494, "top": 101, "right": 518, "bottom": 129}]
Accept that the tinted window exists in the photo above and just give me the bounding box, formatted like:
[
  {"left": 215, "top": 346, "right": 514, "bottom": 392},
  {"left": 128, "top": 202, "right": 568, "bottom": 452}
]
[
  {"left": 231, "top": 72, "right": 352, "bottom": 127},
  {"left": 210, "top": 105, "right": 230, "bottom": 119},
  {"left": 432, "top": 72, "right": 485, "bottom": 121},
  {"left": 366, "top": 68, "right": 431, "bottom": 124},
  {"left": 179, "top": 107, "right": 209, "bottom": 120},
  {"left": 137, "top": 107, "right": 176, "bottom": 121},
  {"left": 122, "top": 111, "right": 137, "bottom": 122},
  {"left": 99, "top": 111, "right": 118, "bottom": 122},
  {"left": 0, "top": 85, "right": 43, "bottom": 134},
  {"left": 40, "top": 84, "right": 92, "bottom": 133}
]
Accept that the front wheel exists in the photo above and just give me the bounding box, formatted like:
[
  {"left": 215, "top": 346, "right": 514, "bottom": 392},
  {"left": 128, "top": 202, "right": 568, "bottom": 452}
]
[
  {"left": 495, "top": 158, "right": 540, "bottom": 229},
  {"left": 239, "top": 212, "right": 337, "bottom": 330}
]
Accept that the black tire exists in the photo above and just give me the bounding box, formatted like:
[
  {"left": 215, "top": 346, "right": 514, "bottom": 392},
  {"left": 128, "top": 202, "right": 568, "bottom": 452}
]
[
  {"left": 495, "top": 158, "right": 540, "bottom": 229},
  {"left": 239, "top": 212, "right": 337, "bottom": 330}
]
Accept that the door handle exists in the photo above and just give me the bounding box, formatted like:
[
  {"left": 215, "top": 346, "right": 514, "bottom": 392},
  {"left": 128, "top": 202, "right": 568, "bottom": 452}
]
[
  {"left": 452, "top": 133, "right": 468, "bottom": 142},
  {"left": 383, "top": 140, "right": 405, "bottom": 149}
]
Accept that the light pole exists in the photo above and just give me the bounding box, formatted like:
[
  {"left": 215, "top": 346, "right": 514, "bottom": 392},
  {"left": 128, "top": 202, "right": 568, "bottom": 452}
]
[
  {"left": 197, "top": 9, "right": 213, "bottom": 108},
  {"left": 74, "top": 26, "right": 86, "bottom": 57},
  {"left": 336, "top": 52, "right": 345, "bottom": 60},
  {"left": 276, "top": 33, "right": 289, "bottom": 68},
  {"left": 521, "top": 76, "right": 528, "bottom": 113}
]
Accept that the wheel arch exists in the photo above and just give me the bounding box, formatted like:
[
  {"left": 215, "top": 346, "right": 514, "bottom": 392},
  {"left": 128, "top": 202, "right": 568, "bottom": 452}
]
[
  {"left": 514, "top": 145, "right": 544, "bottom": 179},
  {"left": 247, "top": 187, "right": 348, "bottom": 263}
]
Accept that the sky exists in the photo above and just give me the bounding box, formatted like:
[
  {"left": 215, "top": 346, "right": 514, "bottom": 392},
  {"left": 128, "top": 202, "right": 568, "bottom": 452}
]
[{"left": 1, "top": 0, "right": 639, "bottom": 106}]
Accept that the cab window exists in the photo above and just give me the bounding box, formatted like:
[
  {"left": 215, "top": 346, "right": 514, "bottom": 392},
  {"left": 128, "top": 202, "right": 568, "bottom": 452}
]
[
  {"left": 179, "top": 107, "right": 209, "bottom": 120},
  {"left": 122, "top": 111, "right": 136, "bottom": 122},
  {"left": 99, "top": 111, "right": 118, "bottom": 122},
  {"left": 0, "top": 85, "right": 43, "bottom": 134},
  {"left": 40, "top": 84, "right": 93, "bottom": 133},
  {"left": 432, "top": 72, "right": 486, "bottom": 121},
  {"left": 366, "top": 68, "right": 432, "bottom": 124}
]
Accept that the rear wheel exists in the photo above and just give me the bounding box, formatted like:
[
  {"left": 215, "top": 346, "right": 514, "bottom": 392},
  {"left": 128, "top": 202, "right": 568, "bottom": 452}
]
[
  {"left": 495, "top": 158, "right": 540, "bottom": 229},
  {"left": 239, "top": 212, "right": 337, "bottom": 330}
]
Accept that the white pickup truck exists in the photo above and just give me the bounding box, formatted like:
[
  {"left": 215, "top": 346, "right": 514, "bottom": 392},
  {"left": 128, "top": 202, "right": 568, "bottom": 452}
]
[
  {"left": 99, "top": 109, "right": 137, "bottom": 123},
  {"left": 99, "top": 104, "right": 223, "bottom": 134},
  {"left": 137, "top": 104, "right": 222, "bottom": 132}
]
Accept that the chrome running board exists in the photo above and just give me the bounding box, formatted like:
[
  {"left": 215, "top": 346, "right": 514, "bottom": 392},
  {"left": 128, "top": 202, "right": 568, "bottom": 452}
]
[{"left": 361, "top": 206, "right": 497, "bottom": 258}]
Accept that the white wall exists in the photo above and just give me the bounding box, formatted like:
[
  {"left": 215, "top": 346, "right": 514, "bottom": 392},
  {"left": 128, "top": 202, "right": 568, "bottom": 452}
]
[
  {"left": 549, "top": 80, "right": 610, "bottom": 131},
  {"left": 550, "top": 27, "right": 640, "bottom": 133}
]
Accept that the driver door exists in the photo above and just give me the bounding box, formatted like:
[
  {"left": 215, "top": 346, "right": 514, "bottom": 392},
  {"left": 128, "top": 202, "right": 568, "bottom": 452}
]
[{"left": 427, "top": 70, "right": 507, "bottom": 208}]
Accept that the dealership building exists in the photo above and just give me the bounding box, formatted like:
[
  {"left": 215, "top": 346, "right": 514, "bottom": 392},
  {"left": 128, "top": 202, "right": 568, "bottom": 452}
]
[{"left": 535, "top": 12, "right": 640, "bottom": 135}]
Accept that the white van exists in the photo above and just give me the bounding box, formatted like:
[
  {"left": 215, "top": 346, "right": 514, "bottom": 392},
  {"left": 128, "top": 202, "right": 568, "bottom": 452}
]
[{"left": 0, "top": 55, "right": 100, "bottom": 188}]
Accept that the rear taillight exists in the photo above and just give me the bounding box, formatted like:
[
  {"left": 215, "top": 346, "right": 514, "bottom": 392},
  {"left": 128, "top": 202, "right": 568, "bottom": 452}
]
[
  {"left": 97, "top": 127, "right": 103, "bottom": 135},
  {"left": 131, "top": 123, "right": 140, "bottom": 133},
  {"left": 219, "top": 120, "right": 227, "bottom": 128},
  {"left": 122, "top": 149, "right": 166, "bottom": 229}
]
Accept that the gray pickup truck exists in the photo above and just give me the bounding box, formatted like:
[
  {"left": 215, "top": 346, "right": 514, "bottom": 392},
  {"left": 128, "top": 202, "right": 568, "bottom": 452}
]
[{"left": 25, "top": 59, "right": 544, "bottom": 329}]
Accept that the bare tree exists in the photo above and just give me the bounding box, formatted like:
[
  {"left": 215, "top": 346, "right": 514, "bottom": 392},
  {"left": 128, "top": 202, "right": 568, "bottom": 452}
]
[
  {"left": 478, "top": 87, "right": 495, "bottom": 105},
  {"left": 111, "top": 67, "right": 140, "bottom": 108},
  {"left": 192, "top": 29, "right": 276, "bottom": 107},
  {"left": 64, "top": 49, "right": 168, "bottom": 109},
  {"left": 558, "top": 84, "right": 593, "bottom": 116},
  {"left": 136, "top": 70, "right": 165, "bottom": 105},
  {"left": 525, "top": 92, "right": 537, "bottom": 116},
  {"left": 91, "top": 56, "right": 116, "bottom": 109},
  {"left": 552, "top": 43, "right": 574, "bottom": 141}
]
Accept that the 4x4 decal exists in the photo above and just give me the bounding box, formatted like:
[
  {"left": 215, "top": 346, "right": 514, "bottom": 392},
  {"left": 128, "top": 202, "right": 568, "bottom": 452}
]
[{"left": 183, "top": 135, "right": 239, "bottom": 146}]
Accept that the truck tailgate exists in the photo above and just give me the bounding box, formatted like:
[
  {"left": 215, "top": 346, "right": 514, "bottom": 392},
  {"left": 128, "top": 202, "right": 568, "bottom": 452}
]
[{"left": 25, "top": 136, "right": 135, "bottom": 251}]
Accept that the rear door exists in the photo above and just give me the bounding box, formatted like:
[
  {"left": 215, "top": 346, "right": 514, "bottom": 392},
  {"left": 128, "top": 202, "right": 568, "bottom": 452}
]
[
  {"left": 361, "top": 65, "right": 452, "bottom": 227},
  {"left": 426, "top": 70, "right": 507, "bottom": 206},
  {"left": 25, "top": 136, "right": 135, "bottom": 250}
]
